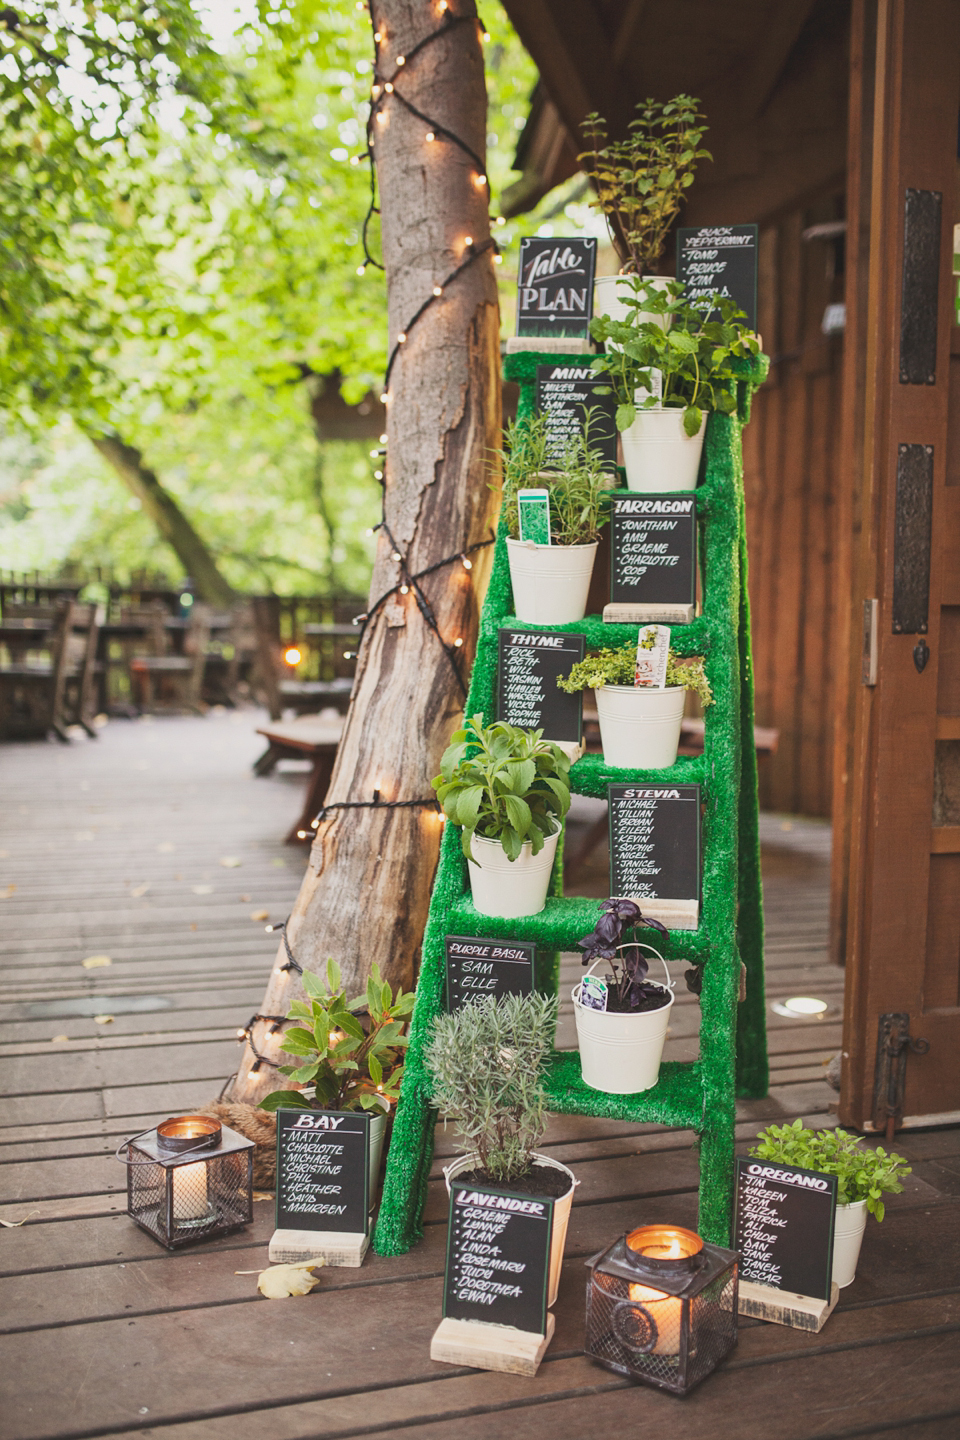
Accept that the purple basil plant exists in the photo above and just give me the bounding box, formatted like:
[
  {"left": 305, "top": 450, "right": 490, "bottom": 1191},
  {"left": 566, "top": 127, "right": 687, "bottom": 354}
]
[{"left": 578, "top": 899, "right": 670, "bottom": 1010}]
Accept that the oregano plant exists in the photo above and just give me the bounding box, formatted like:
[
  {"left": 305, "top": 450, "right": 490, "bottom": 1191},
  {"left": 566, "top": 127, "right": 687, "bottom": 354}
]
[{"left": 750, "top": 1120, "right": 911, "bottom": 1220}]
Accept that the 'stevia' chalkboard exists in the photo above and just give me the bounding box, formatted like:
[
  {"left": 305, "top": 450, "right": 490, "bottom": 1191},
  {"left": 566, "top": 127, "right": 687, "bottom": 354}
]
[
  {"left": 276, "top": 1108, "right": 370, "bottom": 1234},
  {"left": 677, "top": 225, "right": 758, "bottom": 330},
  {"left": 535, "top": 364, "right": 617, "bottom": 470},
  {"left": 606, "top": 493, "right": 697, "bottom": 624},
  {"left": 446, "top": 935, "right": 535, "bottom": 1011},
  {"left": 497, "top": 629, "right": 585, "bottom": 744},
  {"left": 444, "top": 1181, "right": 554, "bottom": 1334},
  {"left": 517, "top": 238, "right": 597, "bottom": 338},
  {"left": 608, "top": 783, "right": 701, "bottom": 929},
  {"left": 734, "top": 1157, "right": 837, "bottom": 1300}
]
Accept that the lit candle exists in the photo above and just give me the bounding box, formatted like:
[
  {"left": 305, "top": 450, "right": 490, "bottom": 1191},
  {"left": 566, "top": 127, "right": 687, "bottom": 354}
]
[
  {"left": 172, "top": 1160, "right": 209, "bottom": 1220},
  {"left": 157, "top": 1116, "right": 219, "bottom": 1224},
  {"left": 624, "top": 1225, "right": 702, "bottom": 1357}
]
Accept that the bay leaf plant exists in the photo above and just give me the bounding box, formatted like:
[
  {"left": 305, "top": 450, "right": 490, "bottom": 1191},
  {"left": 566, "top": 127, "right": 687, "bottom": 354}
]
[
  {"left": 433, "top": 715, "right": 571, "bottom": 861},
  {"left": 558, "top": 638, "right": 713, "bottom": 708},
  {"left": 495, "top": 408, "right": 612, "bottom": 546},
  {"left": 579, "top": 899, "right": 670, "bottom": 1013},
  {"left": 750, "top": 1120, "right": 911, "bottom": 1220}
]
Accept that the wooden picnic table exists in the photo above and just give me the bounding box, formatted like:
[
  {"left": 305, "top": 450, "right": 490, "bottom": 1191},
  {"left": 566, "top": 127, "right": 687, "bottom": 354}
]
[{"left": 253, "top": 711, "right": 345, "bottom": 843}]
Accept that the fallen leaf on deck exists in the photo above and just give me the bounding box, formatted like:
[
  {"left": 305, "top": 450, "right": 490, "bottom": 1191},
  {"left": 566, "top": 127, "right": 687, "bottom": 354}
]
[
  {"left": 0, "top": 1211, "right": 39, "bottom": 1228},
  {"left": 250, "top": 909, "right": 269, "bottom": 922},
  {"left": 270, "top": 858, "right": 286, "bottom": 868},
  {"left": 220, "top": 856, "right": 242, "bottom": 868},
  {"left": 74, "top": 831, "right": 96, "bottom": 842},
  {"left": 0, "top": 885, "right": 14, "bottom": 899},
  {"left": 157, "top": 842, "right": 176, "bottom": 853},
  {"left": 94, "top": 1015, "right": 115, "bottom": 1025},
  {"left": 252, "top": 1192, "right": 274, "bottom": 1202},
  {"left": 51, "top": 1035, "right": 69, "bottom": 1043},
  {"left": 240, "top": 894, "right": 251, "bottom": 903},
  {"left": 130, "top": 883, "right": 150, "bottom": 898},
  {"left": 236, "top": 1259, "right": 325, "bottom": 1299},
  {"left": 191, "top": 884, "right": 214, "bottom": 895},
  {"left": 82, "top": 954, "right": 112, "bottom": 969}
]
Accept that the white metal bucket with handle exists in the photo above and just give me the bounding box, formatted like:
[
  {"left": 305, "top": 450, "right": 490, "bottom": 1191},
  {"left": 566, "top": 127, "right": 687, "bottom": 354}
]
[
  {"left": 573, "top": 948, "right": 675, "bottom": 1094},
  {"left": 595, "top": 684, "right": 686, "bottom": 769},
  {"left": 506, "top": 537, "right": 598, "bottom": 625},
  {"left": 621, "top": 406, "right": 706, "bottom": 492},
  {"left": 832, "top": 1199, "right": 868, "bottom": 1288},
  {"left": 466, "top": 823, "right": 561, "bottom": 919}
]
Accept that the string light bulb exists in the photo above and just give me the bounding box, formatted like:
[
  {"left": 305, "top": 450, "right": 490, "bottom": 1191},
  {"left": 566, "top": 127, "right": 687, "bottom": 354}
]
[
  {"left": 374, "top": 469, "right": 383, "bottom": 480},
  {"left": 433, "top": 285, "right": 442, "bottom": 296},
  {"left": 395, "top": 54, "right": 405, "bottom": 65},
  {"left": 374, "top": 28, "right": 382, "bottom": 41},
  {"left": 464, "top": 235, "right": 474, "bottom": 247},
  {"left": 398, "top": 331, "right": 407, "bottom": 343},
  {"left": 438, "top": 0, "right": 447, "bottom": 10},
  {"left": 460, "top": 553, "right": 473, "bottom": 570},
  {"left": 482, "top": 29, "right": 491, "bottom": 41},
  {"left": 496, "top": 215, "right": 506, "bottom": 226},
  {"left": 391, "top": 550, "right": 402, "bottom": 562},
  {"left": 474, "top": 173, "right": 487, "bottom": 188},
  {"left": 400, "top": 583, "right": 409, "bottom": 594},
  {"left": 380, "top": 433, "right": 387, "bottom": 443},
  {"left": 380, "top": 391, "right": 389, "bottom": 402},
  {"left": 383, "top": 81, "right": 393, "bottom": 93},
  {"left": 371, "top": 83, "right": 381, "bottom": 97},
  {"left": 453, "top": 637, "right": 464, "bottom": 647},
  {"left": 357, "top": 264, "right": 366, "bottom": 275},
  {"left": 494, "top": 253, "right": 503, "bottom": 264},
  {"left": 425, "top": 130, "right": 435, "bottom": 142},
  {"left": 366, "top": 527, "right": 374, "bottom": 536}
]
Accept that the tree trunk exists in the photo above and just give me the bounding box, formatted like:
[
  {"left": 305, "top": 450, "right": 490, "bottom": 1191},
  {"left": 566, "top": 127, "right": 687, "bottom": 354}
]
[
  {"left": 91, "top": 433, "right": 236, "bottom": 607},
  {"left": 229, "top": 0, "right": 500, "bottom": 1103}
]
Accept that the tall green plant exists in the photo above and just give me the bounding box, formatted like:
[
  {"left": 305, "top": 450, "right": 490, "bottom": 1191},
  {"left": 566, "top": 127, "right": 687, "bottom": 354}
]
[{"left": 496, "top": 409, "right": 612, "bottom": 545}]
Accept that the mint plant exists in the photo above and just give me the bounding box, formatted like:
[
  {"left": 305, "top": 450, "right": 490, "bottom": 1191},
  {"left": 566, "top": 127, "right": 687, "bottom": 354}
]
[{"left": 750, "top": 1120, "right": 911, "bottom": 1220}]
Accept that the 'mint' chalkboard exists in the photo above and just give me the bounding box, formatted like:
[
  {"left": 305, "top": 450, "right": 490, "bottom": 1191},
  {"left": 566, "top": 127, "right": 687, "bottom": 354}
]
[
  {"left": 535, "top": 364, "right": 618, "bottom": 470},
  {"left": 606, "top": 493, "right": 697, "bottom": 623},
  {"left": 444, "top": 1181, "right": 554, "bottom": 1335},
  {"left": 497, "top": 629, "right": 585, "bottom": 745},
  {"left": 276, "top": 1108, "right": 370, "bottom": 1234},
  {"left": 516, "top": 238, "right": 597, "bottom": 338},
  {"left": 608, "top": 783, "right": 701, "bottom": 929},
  {"left": 734, "top": 1157, "right": 837, "bottom": 1301},
  {"left": 445, "top": 935, "right": 535, "bottom": 1011},
  {"left": 676, "top": 224, "right": 758, "bottom": 330}
]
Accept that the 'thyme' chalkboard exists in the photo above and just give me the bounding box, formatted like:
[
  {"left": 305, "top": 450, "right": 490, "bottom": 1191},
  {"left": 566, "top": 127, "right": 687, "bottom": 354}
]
[
  {"left": 444, "top": 1181, "right": 554, "bottom": 1335},
  {"left": 734, "top": 1157, "right": 837, "bottom": 1301},
  {"left": 275, "top": 1108, "right": 370, "bottom": 1234},
  {"left": 535, "top": 364, "right": 618, "bottom": 470},
  {"left": 445, "top": 935, "right": 535, "bottom": 1011},
  {"left": 677, "top": 225, "right": 758, "bottom": 330},
  {"left": 497, "top": 629, "right": 585, "bottom": 744},
  {"left": 517, "top": 238, "right": 597, "bottom": 338},
  {"left": 606, "top": 493, "right": 697, "bottom": 623},
  {"left": 608, "top": 783, "right": 701, "bottom": 929}
]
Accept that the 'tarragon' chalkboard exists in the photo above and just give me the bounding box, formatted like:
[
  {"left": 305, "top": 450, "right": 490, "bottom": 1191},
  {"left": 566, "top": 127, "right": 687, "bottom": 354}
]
[
  {"left": 606, "top": 493, "right": 697, "bottom": 624},
  {"left": 275, "top": 1108, "right": 370, "bottom": 1234},
  {"left": 734, "top": 1157, "right": 837, "bottom": 1301},
  {"left": 516, "top": 238, "right": 597, "bottom": 338},
  {"left": 445, "top": 935, "right": 535, "bottom": 1011},
  {"left": 608, "top": 783, "right": 701, "bottom": 929},
  {"left": 497, "top": 629, "right": 585, "bottom": 745},
  {"left": 444, "top": 1181, "right": 554, "bottom": 1334},
  {"left": 677, "top": 225, "right": 758, "bottom": 330},
  {"left": 535, "top": 364, "right": 618, "bottom": 470}
]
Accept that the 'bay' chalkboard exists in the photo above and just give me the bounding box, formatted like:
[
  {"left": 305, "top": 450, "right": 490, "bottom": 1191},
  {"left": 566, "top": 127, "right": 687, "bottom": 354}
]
[
  {"left": 497, "top": 629, "right": 585, "bottom": 744},
  {"left": 677, "top": 225, "right": 758, "bottom": 330},
  {"left": 444, "top": 1181, "right": 554, "bottom": 1334},
  {"left": 276, "top": 1108, "right": 370, "bottom": 1234},
  {"left": 734, "top": 1156, "right": 837, "bottom": 1300},
  {"left": 446, "top": 935, "right": 535, "bottom": 1011},
  {"left": 608, "top": 783, "right": 701, "bottom": 929},
  {"left": 535, "top": 364, "right": 617, "bottom": 470},
  {"left": 606, "top": 493, "right": 697, "bottom": 623},
  {"left": 516, "top": 238, "right": 597, "bottom": 338}
]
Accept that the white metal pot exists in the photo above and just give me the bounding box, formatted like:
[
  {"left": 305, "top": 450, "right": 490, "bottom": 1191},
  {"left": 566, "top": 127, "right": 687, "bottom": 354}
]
[
  {"left": 832, "top": 1199, "right": 868, "bottom": 1288},
  {"left": 573, "top": 951, "right": 675, "bottom": 1094},
  {"left": 595, "top": 684, "right": 686, "bottom": 769},
  {"left": 443, "top": 1151, "right": 578, "bottom": 1308},
  {"left": 466, "top": 822, "right": 561, "bottom": 919},
  {"left": 368, "top": 1109, "right": 388, "bottom": 1197},
  {"left": 506, "top": 537, "right": 598, "bottom": 625},
  {"left": 621, "top": 406, "right": 706, "bottom": 492},
  {"left": 594, "top": 273, "right": 673, "bottom": 335}
]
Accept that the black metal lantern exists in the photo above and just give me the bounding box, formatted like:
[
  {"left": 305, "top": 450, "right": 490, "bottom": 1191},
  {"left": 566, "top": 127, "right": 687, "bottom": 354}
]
[
  {"left": 585, "top": 1224, "right": 739, "bottom": 1395},
  {"left": 118, "top": 1115, "right": 254, "bottom": 1250}
]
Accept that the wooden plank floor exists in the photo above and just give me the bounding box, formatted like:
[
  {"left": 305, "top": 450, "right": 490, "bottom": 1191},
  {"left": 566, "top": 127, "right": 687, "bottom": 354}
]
[{"left": 1, "top": 715, "right": 958, "bottom": 1440}]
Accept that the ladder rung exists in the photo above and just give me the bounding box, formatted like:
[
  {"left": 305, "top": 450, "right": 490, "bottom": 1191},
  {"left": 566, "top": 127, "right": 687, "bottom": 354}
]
[
  {"left": 545, "top": 1052, "right": 704, "bottom": 1130},
  {"left": 444, "top": 894, "right": 712, "bottom": 963},
  {"left": 495, "top": 613, "right": 717, "bottom": 657},
  {"left": 570, "top": 751, "right": 707, "bottom": 796}
]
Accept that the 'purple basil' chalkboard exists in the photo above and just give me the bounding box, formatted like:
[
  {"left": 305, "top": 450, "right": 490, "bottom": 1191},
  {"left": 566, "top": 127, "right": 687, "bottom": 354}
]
[{"left": 445, "top": 935, "right": 535, "bottom": 1011}]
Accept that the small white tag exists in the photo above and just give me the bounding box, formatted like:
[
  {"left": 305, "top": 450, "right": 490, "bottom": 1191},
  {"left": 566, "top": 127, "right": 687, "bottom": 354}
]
[
  {"left": 635, "top": 624, "right": 671, "bottom": 689},
  {"left": 580, "top": 975, "right": 608, "bottom": 1012},
  {"left": 634, "top": 369, "right": 663, "bottom": 406}
]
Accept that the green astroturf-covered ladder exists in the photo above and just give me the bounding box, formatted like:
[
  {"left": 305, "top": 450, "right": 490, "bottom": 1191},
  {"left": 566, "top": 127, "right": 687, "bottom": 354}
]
[{"left": 373, "top": 350, "right": 770, "bottom": 1254}]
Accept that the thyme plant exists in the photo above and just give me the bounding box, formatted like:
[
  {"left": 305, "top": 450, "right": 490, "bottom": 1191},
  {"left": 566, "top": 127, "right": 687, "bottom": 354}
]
[
  {"left": 557, "top": 639, "right": 713, "bottom": 708},
  {"left": 496, "top": 409, "right": 612, "bottom": 546}
]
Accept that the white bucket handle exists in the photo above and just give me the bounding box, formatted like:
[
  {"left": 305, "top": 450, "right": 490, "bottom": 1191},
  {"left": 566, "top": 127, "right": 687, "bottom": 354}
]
[{"left": 574, "top": 944, "right": 674, "bottom": 1004}]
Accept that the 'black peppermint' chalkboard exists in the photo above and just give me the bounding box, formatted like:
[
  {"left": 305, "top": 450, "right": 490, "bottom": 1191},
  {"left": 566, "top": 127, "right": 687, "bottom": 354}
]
[
  {"left": 677, "top": 225, "right": 758, "bottom": 330},
  {"left": 516, "top": 238, "right": 597, "bottom": 338},
  {"left": 734, "top": 1156, "right": 837, "bottom": 1301},
  {"left": 606, "top": 493, "right": 697, "bottom": 623},
  {"left": 608, "top": 783, "right": 701, "bottom": 929},
  {"left": 535, "top": 364, "right": 618, "bottom": 470},
  {"left": 497, "top": 629, "right": 585, "bottom": 744},
  {"left": 445, "top": 935, "right": 535, "bottom": 1011},
  {"left": 444, "top": 1181, "right": 554, "bottom": 1334},
  {"left": 275, "top": 1108, "right": 370, "bottom": 1234}
]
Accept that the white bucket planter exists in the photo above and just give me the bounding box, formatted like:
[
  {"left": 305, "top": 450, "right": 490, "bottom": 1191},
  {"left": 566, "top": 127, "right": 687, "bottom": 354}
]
[
  {"left": 594, "top": 273, "right": 673, "bottom": 334},
  {"left": 573, "top": 952, "right": 675, "bottom": 1094},
  {"left": 506, "top": 538, "right": 598, "bottom": 625},
  {"left": 832, "top": 1199, "right": 868, "bottom": 1288},
  {"left": 368, "top": 1109, "right": 388, "bottom": 1196},
  {"left": 595, "top": 684, "right": 686, "bottom": 769},
  {"left": 622, "top": 406, "right": 706, "bottom": 492},
  {"left": 466, "top": 823, "right": 560, "bottom": 919},
  {"left": 444, "top": 1151, "right": 578, "bottom": 1308}
]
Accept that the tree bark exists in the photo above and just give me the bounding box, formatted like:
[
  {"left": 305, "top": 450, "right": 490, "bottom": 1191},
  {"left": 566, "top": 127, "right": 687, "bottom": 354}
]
[
  {"left": 229, "top": 0, "right": 500, "bottom": 1103},
  {"left": 91, "top": 432, "right": 237, "bottom": 607}
]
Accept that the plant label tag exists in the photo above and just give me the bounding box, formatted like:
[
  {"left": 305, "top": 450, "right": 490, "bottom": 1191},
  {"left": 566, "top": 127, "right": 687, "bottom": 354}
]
[
  {"left": 634, "top": 369, "right": 663, "bottom": 405},
  {"left": 517, "top": 489, "right": 551, "bottom": 546},
  {"left": 580, "top": 974, "right": 608, "bottom": 1011},
  {"left": 635, "top": 624, "right": 670, "bottom": 689}
]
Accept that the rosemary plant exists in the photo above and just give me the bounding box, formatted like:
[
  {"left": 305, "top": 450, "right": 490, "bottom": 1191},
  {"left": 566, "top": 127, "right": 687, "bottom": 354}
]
[{"left": 496, "top": 409, "right": 612, "bottom": 546}]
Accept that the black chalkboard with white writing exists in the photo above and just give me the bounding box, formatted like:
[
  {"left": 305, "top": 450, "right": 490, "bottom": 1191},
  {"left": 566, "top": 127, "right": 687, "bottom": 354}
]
[
  {"left": 445, "top": 935, "right": 535, "bottom": 1012},
  {"left": 516, "top": 238, "right": 597, "bottom": 338},
  {"left": 608, "top": 783, "right": 701, "bottom": 906},
  {"left": 275, "top": 1108, "right": 370, "bottom": 1234},
  {"left": 677, "top": 225, "right": 758, "bottom": 330},
  {"left": 535, "top": 364, "right": 618, "bottom": 470},
  {"left": 497, "top": 628, "right": 585, "bottom": 744},
  {"left": 734, "top": 1156, "right": 837, "bottom": 1300},
  {"left": 444, "top": 1181, "right": 554, "bottom": 1334},
  {"left": 610, "top": 494, "right": 697, "bottom": 608}
]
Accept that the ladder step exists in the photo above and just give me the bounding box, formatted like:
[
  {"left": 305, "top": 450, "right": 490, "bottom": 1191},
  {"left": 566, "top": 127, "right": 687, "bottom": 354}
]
[
  {"left": 545, "top": 1052, "right": 704, "bottom": 1130},
  {"left": 570, "top": 750, "right": 706, "bottom": 797},
  {"left": 495, "top": 613, "right": 715, "bottom": 656},
  {"left": 444, "top": 894, "right": 711, "bottom": 963}
]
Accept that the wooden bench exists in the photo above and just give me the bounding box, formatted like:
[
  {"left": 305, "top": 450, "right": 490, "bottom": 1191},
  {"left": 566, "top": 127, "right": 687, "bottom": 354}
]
[{"left": 253, "top": 711, "right": 345, "bottom": 843}]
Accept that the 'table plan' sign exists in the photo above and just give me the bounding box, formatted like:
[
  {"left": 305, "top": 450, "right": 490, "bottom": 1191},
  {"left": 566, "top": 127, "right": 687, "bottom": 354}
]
[
  {"left": 516, "top": 238, "right": 597, "bottom": 338},
  {"left": 676, "top": 225, "right": 758, "bottom": 330}
]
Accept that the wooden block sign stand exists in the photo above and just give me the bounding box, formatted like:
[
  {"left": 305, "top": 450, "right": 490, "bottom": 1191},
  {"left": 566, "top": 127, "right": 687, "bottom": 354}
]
[
  {"left": 734, "top": 1157, "right": 839, "bottom": 1332},
  {"left": 269, "top": 1109, "right": 372, "bottom": 1267}
]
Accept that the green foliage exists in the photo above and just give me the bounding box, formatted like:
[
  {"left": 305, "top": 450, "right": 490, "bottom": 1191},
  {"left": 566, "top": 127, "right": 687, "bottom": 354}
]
[
  {"left": 557, "top": 639, "right": 713, "bottom": 708},
  {"left": 259, "top": 958, "right": 415, "bottom": 1114},
  {"left": 425, "top": 991, "right": 559, "bottom": 1185},
  {"left": 495, "top": 409, "right": 612, "bottom": 545},
  {"left": 750, "top": 1120, "right": 911, "bottom": 1221},
  {"left": 579, "top": 96, "right": 711, "bottom": 273},
  {"left": 433, "top": 714, "right": 571, "bottom": 863}
]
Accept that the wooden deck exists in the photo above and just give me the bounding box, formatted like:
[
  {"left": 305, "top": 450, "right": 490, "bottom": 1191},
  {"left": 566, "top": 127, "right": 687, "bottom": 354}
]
[{"left": 1, "top": 714, "right": 958, "bottom": 1440}]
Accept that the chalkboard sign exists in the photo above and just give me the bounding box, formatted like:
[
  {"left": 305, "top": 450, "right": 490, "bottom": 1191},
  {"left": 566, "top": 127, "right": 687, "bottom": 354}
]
[
  {"left": 535, "top": 364, "right": 618, "bottom": 470},
  {"left": 608, "top": 783, "right": 701, "bottom": 929},
  {"left": 497, "top": 629, "right": 585, "bottom": 744},
  {"left": 275, "top": 1108, "right": 370, "bottom": 1234},
  {"left": 606, "top": 493, "right": 697, "bottom": 624},
  {"left": 517, "top": 238, "right": 597, "bottom": 338},
  {"left": 734, "top": 1157, "right": 837, "bottom": 1301},
  {"left": 444, "top": 1181, "right": 554, "bottom": 1334},
  {"left": 677, "top": 225, "right": 758, "bottom": 330},
  {"left": 446, "top": 935, "right": 535, "bottom": 1011}
]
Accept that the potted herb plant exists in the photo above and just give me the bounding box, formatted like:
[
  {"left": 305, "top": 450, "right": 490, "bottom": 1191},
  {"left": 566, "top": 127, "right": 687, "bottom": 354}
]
[
  {"left": 426, "top": 990, "right": 576, "bottom": 1307},
  {"left": 496, "top": 410, "right": 612, "bottom": 625},
  {"left": 259, "top": 959, "right": 415, "bottom": 1185},
  {"left": 750, "top": 1120, "right": 911, "bottom": 1288},
  {"left": 590, "top": 283, "right": 761, "bottom": 492},
  {"left": 573, "top": 900, "right": 675, "bottom": 1093},
  {"left": 433, "top": 715, "right": 571, "bottom": 918},
  {"left": 557, "top": 634, "right": 712, "bottom": 769}
]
